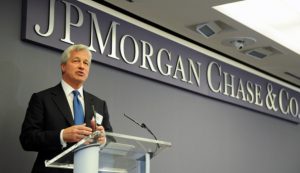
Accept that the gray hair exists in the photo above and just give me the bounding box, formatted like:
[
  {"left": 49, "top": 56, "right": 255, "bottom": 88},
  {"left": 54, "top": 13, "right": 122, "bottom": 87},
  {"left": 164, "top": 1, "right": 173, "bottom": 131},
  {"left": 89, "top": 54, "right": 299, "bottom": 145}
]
[{"left": 61, "top": 44, "right": 92, "bottom": 64}]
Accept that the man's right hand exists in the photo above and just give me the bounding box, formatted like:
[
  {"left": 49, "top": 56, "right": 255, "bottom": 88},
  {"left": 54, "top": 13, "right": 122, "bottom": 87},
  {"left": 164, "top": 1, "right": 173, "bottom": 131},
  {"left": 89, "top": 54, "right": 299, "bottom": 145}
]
[{"left": 63, "top": 124, "right": 92, "bottom": 143}]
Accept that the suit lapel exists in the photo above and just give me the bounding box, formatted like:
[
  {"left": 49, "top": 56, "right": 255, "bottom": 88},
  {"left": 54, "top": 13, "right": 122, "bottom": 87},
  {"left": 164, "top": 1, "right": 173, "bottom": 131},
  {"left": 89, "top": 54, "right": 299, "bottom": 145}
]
[
  {"left": 84, "top": 91, "right": 94, "bottom": 128},
  {"left": 50, "top": 84, "right": 94, "bottom": 127},
  {"left": 51, "top": 84, "right": 74, "bottom": 126}
]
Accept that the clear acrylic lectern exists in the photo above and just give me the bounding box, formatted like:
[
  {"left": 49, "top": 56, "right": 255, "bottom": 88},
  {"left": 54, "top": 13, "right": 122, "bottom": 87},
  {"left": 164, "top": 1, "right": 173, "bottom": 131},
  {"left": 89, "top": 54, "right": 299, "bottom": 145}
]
[{"left": 45, "top": 131, "right": 171, "bottom": 173}]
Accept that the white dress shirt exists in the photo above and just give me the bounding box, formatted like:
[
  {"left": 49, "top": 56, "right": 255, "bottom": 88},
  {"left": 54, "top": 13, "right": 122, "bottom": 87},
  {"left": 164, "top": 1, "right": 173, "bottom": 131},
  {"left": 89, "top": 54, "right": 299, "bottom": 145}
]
[
  {"left": 61, "top": 80, "right": 85, "bottom": 117},
  {"left": 60, "top": 80, "right": 85, "bottom": 148}
]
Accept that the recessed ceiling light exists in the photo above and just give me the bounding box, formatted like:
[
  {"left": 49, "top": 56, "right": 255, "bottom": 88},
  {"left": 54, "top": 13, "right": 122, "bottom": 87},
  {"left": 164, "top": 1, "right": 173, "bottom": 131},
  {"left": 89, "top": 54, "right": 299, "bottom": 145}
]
[
  {"left": 195, "top": 21, "right": 221, "bottom": 38},
  {"left": 245, "top": 47, "right": 274, "bottom": 59},
  {"left": 213, "top": 0, "right": 300, "bottom": 55}
]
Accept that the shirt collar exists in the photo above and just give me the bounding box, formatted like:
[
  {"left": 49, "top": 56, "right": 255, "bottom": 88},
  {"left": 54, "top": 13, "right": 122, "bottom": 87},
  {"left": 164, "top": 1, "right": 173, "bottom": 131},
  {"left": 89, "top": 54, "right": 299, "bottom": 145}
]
[{"left": 61, "top": 80, "right": 84, "bottom": 97}]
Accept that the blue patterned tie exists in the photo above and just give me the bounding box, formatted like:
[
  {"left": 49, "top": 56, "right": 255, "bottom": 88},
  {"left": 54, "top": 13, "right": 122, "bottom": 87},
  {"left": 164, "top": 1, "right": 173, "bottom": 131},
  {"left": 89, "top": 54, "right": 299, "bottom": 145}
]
[{"left": 73, "top": 90, "right": 84, "bottom": 125}]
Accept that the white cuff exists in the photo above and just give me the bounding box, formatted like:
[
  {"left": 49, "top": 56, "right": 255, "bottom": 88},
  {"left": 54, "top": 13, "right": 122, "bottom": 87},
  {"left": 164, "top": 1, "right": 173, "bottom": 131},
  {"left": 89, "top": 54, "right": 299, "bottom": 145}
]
[{"left": 60, "top": 129, "right": 67, "bottom": 148}]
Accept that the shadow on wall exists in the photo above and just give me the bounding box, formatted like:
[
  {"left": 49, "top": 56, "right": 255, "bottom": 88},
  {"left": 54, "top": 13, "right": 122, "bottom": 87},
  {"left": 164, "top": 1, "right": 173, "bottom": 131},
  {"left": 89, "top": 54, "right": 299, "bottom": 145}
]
[{"left": 0, "top": 60, "right": 36, "bottom": 172}]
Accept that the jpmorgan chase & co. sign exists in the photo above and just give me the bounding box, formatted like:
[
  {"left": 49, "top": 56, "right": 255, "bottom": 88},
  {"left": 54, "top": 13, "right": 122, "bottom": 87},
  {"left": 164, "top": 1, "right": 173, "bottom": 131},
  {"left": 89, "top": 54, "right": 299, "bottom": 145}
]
[{"left": 22, "top": 0, "right": 300, "bottom": 123}]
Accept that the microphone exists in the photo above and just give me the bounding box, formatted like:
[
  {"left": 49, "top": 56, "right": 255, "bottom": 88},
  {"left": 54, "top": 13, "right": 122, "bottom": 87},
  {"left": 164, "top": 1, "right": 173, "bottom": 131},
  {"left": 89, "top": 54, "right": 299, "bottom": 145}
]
[
  {"left": 92, "top": 105, "right": 97, "bottom": 131},
  {"left": 123, "top": 113, "right": 160, "bottom": 156}
]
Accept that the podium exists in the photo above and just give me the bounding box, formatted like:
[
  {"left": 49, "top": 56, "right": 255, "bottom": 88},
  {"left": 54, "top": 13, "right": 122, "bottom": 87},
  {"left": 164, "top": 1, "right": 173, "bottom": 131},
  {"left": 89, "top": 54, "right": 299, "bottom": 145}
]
[{"left": 45, "top": 131, "right": 172, "bottom": 173}]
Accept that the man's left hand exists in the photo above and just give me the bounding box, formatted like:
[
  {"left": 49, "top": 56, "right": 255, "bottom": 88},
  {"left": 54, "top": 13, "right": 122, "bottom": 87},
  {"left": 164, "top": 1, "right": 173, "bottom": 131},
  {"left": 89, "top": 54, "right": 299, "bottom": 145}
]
[{"left": 91, "top": 119, "right": 106, "bottom": 144}]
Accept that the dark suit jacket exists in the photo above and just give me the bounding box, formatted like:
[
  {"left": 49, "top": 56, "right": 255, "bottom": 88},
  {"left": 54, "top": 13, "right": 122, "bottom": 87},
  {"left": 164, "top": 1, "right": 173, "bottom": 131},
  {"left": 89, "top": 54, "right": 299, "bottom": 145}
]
[{"left": 20, "top": 83, "right": 113, "bottom": 173}]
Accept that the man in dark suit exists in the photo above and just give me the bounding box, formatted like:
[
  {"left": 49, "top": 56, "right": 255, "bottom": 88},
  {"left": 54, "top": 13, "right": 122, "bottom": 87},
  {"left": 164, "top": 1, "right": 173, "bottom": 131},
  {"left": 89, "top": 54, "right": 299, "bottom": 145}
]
[{"left": 20, "top": 44, "right": 113, "bottom": 173}]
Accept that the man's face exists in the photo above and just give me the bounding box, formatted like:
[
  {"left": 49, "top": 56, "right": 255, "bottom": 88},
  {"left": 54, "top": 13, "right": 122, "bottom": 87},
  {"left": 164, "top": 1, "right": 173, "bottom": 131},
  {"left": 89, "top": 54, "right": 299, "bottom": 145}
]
[{"left": 61, "top": 49, "right": 91, "bottom": 88}]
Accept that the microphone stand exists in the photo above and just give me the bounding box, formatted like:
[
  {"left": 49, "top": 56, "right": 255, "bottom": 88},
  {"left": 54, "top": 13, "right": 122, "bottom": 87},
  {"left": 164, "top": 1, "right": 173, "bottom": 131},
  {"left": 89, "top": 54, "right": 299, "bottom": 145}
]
[{"left": 123, "top": 113, "right": 160, "bottom": 157}]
